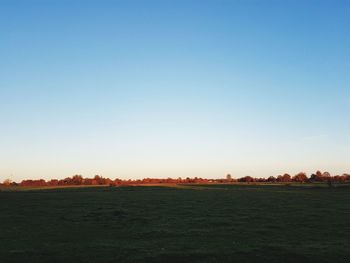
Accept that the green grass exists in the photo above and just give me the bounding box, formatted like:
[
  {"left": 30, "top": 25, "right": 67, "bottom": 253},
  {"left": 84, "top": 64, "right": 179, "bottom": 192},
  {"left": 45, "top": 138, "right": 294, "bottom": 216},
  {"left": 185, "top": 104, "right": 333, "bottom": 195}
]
[{"left": 1, "top": 184, "right": 350, "bottom": 262}]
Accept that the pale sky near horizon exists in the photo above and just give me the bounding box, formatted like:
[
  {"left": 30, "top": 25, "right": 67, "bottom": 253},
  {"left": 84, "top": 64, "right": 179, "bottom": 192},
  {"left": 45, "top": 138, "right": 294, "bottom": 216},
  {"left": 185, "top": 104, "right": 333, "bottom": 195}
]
[{"left": 1, "top": 0, "right": 349, "bottom": 181}]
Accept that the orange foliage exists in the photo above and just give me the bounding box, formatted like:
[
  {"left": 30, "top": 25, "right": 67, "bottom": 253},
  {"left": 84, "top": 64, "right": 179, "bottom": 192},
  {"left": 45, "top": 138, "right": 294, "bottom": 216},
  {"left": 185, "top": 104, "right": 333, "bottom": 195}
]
[{"left": 1, "top": 171, "right": 349, "bottom": 187}]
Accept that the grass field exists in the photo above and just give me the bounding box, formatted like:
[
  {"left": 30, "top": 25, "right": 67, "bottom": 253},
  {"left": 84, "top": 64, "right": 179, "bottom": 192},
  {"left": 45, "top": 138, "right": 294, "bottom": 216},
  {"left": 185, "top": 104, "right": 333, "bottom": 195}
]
[{"left": 1, "top": 184, "right": 350, "bottom": 263}]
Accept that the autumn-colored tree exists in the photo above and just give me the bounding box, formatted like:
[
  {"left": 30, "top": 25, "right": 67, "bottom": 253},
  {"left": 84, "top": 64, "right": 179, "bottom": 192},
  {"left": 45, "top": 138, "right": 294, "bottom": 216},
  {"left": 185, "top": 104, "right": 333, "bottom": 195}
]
[
  {"left": 71, "top": 175, "right": 84, "bottom": 185},
  {"left": 5, "top": 171, "right": 350, "bottom": 187},
  {"left": 310, "top": 171, "right": 331, "bottom": 182},
  {"left": 323, "top": 171, "right": 331, "bottom": 178},
  {"left": 93, "top": 175, "right": 106, "bottom": 185},
  {"left": 292, "top": 172, "right": 308, "bottom": 182},
  {"left": 48, "top": 179, "right": 59, "bottom": 186},
  {"left": 3, "top": 179, "right": 12, "bottom": 186}
]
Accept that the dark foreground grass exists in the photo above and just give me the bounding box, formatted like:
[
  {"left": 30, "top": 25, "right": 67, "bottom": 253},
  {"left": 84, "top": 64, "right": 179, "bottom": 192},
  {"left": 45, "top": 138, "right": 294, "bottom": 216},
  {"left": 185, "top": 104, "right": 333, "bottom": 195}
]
[{"left": 1, "top": 184, "right": 350, "bottom": 263}]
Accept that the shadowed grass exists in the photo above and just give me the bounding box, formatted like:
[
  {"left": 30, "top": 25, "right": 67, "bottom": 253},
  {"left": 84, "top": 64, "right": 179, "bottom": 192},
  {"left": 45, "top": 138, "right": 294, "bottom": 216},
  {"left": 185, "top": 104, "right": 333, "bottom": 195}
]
[{"left": 1, "top": 185, "right": 350, "bottom": 262}]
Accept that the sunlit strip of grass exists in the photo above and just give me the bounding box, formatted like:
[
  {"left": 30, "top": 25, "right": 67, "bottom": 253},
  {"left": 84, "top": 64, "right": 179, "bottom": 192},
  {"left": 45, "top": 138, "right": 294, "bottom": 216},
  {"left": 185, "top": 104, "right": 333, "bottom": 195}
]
[{"left": 0, "top": 184, "right": 109, "bottom": 192}]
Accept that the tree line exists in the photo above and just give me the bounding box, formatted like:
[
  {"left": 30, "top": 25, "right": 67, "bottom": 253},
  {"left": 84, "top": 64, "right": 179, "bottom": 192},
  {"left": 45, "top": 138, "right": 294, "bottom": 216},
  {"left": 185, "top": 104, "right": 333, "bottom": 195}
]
[{"left": 1, "top": 171, "right": 350, "bottom": 187}]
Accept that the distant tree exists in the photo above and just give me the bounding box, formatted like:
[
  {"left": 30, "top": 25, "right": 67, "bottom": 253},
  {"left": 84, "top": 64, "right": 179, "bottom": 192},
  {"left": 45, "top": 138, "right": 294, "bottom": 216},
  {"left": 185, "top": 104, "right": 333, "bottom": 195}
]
[
  {"left": 72, "top": 175, "right": 83, "bottom": 185},
  {"left": 323, "top": 171, "right": 331, "bottom": 178},
  {"left": 226, "top": 174, "right": 232, "bottom": 181},
  {"left": 62, "top": 177, "right": 73, "bottom": 185},
  {"left": 292, "top": 172, "right": 308, "bottom": 182},
  {"left": 310, "top": 171, "right": 331, "bottom": 182},
  {"left": 310, "top": 173, "right": 318, "bottom": 182},
  {"left": 282, "top": 174, "right": 291, "bottom": 182},
  {"left": 94, "top": 175, "right": 108, "bottom": 185},
  {"left": 277, "top": 174, "right": 291, "bottom": 182},
  {"left": 3, "top": 179, "right": 12, "bottom": 186},
  {"left": 343, "top": 174, "right": 350, "bottom": 181},
  {"left": 48, "top": 179, "right": 59, "bottom": 186},
  {"left": 267, "top": 176, "right": 276, "bottom": 182},
  {"left": 238, "top": 176, "right": 255, "bottom": 183}
]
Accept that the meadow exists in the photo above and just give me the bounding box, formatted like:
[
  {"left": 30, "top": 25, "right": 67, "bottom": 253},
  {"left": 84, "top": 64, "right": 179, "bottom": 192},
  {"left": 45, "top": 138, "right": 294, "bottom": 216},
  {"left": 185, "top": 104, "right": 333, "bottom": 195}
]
[{"left": 1, "top": 184, "right": 350, "bottom": 262}]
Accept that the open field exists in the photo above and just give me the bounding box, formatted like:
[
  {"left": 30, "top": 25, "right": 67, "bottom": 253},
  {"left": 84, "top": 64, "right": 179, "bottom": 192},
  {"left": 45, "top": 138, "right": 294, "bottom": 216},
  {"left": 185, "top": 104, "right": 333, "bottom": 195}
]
[{"left": 1, "top": 184, "right": 350, "bottom": 263}]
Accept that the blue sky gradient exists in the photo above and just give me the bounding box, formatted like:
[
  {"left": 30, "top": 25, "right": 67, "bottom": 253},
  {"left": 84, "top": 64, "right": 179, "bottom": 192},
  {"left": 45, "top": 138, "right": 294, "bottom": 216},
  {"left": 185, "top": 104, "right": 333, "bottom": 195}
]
[{"left": 1, "top": 0, "right": 349, "bottom": 181}]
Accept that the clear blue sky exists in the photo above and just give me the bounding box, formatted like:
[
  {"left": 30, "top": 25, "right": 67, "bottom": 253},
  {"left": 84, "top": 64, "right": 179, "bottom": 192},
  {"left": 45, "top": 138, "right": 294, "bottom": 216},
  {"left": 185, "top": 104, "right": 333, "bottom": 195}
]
[{"left": 1, "top": 0, "right": 349, "bottom": 181}]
